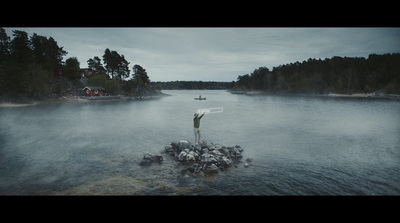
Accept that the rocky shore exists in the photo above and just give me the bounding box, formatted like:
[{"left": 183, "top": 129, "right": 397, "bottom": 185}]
[
  {"left": 140, "top": 140, "right": 250, "bottom": 178},
  {"left": 0, "top": 92, "right": 170, "bottom": 107}
]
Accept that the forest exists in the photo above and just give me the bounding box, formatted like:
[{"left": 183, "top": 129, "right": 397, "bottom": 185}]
[
  {"left": 152, "top": 81, "right": 235, "bottom": 90},
  {"left": 235, "top": 53, "right": 400, "bottom": 95},
  {"left": 0, "top": 28, "right": 152, "bottom": 101}
]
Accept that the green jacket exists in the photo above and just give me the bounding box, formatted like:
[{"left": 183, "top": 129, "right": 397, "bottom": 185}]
[{"left": 193, "top": 114, "right": 204, "bottom": 128}]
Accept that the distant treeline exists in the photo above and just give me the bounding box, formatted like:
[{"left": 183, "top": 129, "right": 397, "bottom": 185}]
[
  {"left": 152, "top": 81, "right": 235, "bottom": 90},
  {"left": 235, "top": 53, "right": 400, "bottom": 95}
]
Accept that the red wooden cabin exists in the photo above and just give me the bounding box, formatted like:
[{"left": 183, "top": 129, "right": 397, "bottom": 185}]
[{"left": 82, "top": 86, "right": 105, "bottom": 96}]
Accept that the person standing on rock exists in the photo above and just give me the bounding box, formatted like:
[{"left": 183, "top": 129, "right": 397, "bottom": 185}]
[{"left": 194, "top": 112, "right": 205, "bottom": 145}]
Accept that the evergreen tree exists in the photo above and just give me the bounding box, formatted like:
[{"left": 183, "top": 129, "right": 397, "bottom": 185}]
[
  {"left": 0, "top": 27, "right": 10, "bottom": 65},
  {"left": 116, "top": 54, "right": 130, "bottom": 80},
  {"left": 45, "top": 37, "right": 67, "bottom": 72},
  {"left": 64, "top": 57, "right": 81, "bottom": 81},
  {"left": 0, "top": 28, "right": 10, "bottom": 95},
  {"left": 103, "top": 48, "right": 113, "bottom": 77},
  {"left": 30, "top": 33, "right": 67, "bottom": 75},
  {"left": 31, "top": 33, "right": 47, "bottom": 66},
  {"left": 87, "top": 56, "right": 106, "bottom": 74},
  {"left": 9, "top": 30, "right": 32, "bottom": 66},
  {"left": 102, "top": 48, "right": 130, "bottom": 80},
  {"left": 132, "top": 64, "right": 149, "bottom": 88}
]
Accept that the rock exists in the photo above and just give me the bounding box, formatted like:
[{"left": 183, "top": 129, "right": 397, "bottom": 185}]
[
  {"left": 186, "top": 154, "right": 196, "bottom": 161},
  {"left": 189, "top": 151, "right": 199, "bottom": 159},
  {"left": 177, "top": 150, "right": 199, "bottom": 161},
  {"left": 229, "top": 147, "right": 243, "bottom": 159},
  {"left": 177, "top": 140, "right": 191, "bottom": 150},
  {"left": 187, "top": 163, "right": 200, "bottom": 172},
  {"left": 210, "top": 150, "right": 223, "bottom": 157},
  {"left": 235, "top": 145, "right": 243, "bottom": 152},
  {"left": 178, "top": 151, "right": 187, "bottom": 161},
  {"left": 154, "top": 155, "right": 163, "bottom": 162},
  {"left": 200, "top": 153, "right": 218, "bottom": 163},
  {"left": 199, "top": 141, "right": 208, "bottom": 148},
  {"left": 200, "top": 153, "right": 210, "bottom": 162},
  {"left": 245, "top": 158, "right": 253, "bottom": 163},
  {"left": 143, "top": 153, "right": 153, "bottom": 159},
  {"left": 139, "top": 152, "right": 163, "bottom": 166},
  {"left": 192, "top": 170, "right": 205, "bottom": 178},
  {"left": 220, "top": 156, "right": 232, "bottom": 167},
  {"left": 139, "top": 158, "right": 152, "bottom": 166},
  {"left": 164, "top": 145, "right": 173, "bottom": 152},
  {"left": 203, "top": 163, "right": 218, "bottom": 173},
  {"left": 189, "top": 163, "right": 206, "bottom": 177}
]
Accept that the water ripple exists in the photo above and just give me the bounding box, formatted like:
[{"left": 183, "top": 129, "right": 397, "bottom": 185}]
[{"left": 1, "top": 91, "right": 399, "bottom": 195}]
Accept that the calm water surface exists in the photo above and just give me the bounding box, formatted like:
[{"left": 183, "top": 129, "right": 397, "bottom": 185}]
[{"left": 0, "top": 90, "right": 399, "bottom": 195}]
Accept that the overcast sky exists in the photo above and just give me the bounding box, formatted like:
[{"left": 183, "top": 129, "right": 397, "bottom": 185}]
[{"left": 4, "top": 27, "right": 400, "bottom": 82}]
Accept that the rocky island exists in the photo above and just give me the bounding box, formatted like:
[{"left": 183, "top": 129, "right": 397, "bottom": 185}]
[{"left": 140, "top": 140, "right": 250, "bottom": 178}]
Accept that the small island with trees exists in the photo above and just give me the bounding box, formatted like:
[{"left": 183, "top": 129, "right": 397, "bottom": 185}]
[{"left": 0, "top": 28, "right": 166, "bottom": 105}]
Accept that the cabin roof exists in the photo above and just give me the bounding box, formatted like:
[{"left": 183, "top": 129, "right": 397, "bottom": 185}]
[{"left": 83, "top": 86, "right": 105, "bottom": 91}]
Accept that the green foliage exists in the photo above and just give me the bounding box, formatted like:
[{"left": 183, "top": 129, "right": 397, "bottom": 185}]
[
  {"left": 132, "top": 64, "right": 149, "bottom": 88},
  {"left": 9, "top": 30, "right": 32, "bottom": 65},
  {"left": 89, "top": 73, "right": 120, "bottom": 95},
  {"left": 384, "top": 82, "right": 400, "bottom": 94},
  {"left": 152, "top": 83, "right": 162, "bottom": 92},
  {"left": 122, "top": 79, "right": 136, "bottom": 96},
  {"left": 87, "top": 56, "right": 106, "bottom": 74},
  {"left": 1, "top": 62, "right": 50, "bottom": 98},
  {"left": 89, "top": 73, "right": 108, "bottom": 86},
  {"left": 1, "top": 28, "right": 158, "bottom": 99},
  {"left": 102, "top": 48, "right": 130, "bottom": 80},
  {"left": 0, "top": 28, "right": 67, "bottom": 99},
  {"left": 235, "top": 53, "right": 400, "bottom": 94},
  {"left": 64, "top": 57, "right": 80, "bottom": 80},
  {"left": 25, "top": 63, "right": 50, "bottom": 98},
  {"left": 155, "top": 81, "right": 234, "bottom": 90},
  {"left": 0, "top": 28, "right": 10, "bottom": 65},
  {"left": 104, "top": 79, "right": 120, "bottom": 94},
  {"left": 30, "top": 34, "right": 66, "bottom": 72}
]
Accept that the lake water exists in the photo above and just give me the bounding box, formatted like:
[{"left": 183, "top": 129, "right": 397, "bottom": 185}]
[{"left": 0, "top": 90, "right": 399, "bottom": 195}]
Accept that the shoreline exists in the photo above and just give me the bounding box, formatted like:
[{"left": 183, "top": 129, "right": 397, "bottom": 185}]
[
  {"left": 228, "top": 90, "right": 400, "bottom": 100},
  {"left": 2, "top": 90, "right": 399, "bottom": 108},
  {"left": 0, "top": 102, "right": 37, "bottom": 108},
  {"left": 0, "top": 92, "right": 171, "bottom": 108}
]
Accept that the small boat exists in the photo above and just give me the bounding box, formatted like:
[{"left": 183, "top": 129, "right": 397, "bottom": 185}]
[{"left": 194, "top": 95, "right": 206, "bottom": 100}]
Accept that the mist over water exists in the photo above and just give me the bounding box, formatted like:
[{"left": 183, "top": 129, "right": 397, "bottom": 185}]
[{"left": 1, "top": 90, "right": 399, "bottom": 195}]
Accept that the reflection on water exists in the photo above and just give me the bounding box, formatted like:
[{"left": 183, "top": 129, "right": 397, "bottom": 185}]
[{"left": 0, "top": 90, "right": 399, "bottom": 195}]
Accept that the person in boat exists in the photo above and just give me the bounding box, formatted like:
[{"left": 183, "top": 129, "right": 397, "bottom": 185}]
[
  {"left": 195, "top": 95, "right": 206, "bottom": 100},
  {"left": 193, "top": 112, "right": 205, "bottom": 145}
]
